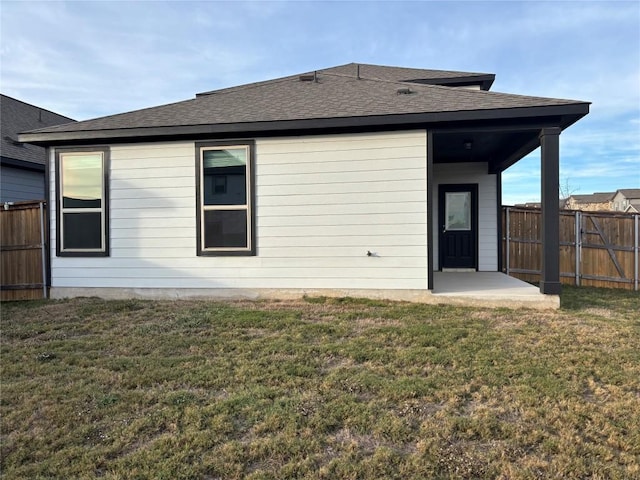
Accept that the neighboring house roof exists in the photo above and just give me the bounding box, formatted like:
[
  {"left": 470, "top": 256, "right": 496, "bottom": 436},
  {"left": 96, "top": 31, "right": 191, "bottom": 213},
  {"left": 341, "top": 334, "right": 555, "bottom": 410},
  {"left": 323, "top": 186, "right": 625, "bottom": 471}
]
[
  {"left": 20, "top": 63, "right": 589, "bottom": 146},
  {"left": 1, "top": 94, "right": 75, "bottom": 169},
  {"left": 616, "top": 188, "right": 640, "bottom": 200},
  {"left": 514, "top": 198, "right": 567, "bottom": 210},
  {"left": 568, "top": 192, "right": 616, "bottom": 204}
]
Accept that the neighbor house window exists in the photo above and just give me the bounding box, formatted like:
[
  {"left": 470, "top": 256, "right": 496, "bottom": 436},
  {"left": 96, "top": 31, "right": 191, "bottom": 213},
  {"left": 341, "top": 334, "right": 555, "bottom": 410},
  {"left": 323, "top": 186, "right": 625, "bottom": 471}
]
[
  {"left": 196, "top": 141, "right": 254, "bottom": 256},
  {"left": 56, "top": 147, "right": 109, "bottom": 256}
]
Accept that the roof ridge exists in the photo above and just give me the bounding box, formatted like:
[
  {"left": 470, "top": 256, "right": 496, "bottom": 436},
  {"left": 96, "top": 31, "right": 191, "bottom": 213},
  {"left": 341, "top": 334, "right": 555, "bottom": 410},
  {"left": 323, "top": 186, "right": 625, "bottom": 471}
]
[
  {"left": 312, "top": 71, "right": 470, "bottom": 92},
  {"left": 195, "top": 62, "right": 495, "bottom": 97},
  {"left": 196, "top": 74, "right": 299, "bottom": 97},
  {"left": 317, "top": 69, "right": 421, "bottom": 85},
  {"left": 199, "top": 67, "right": 473, "bottom": 93},
  {"left": 196, "top": 66, "right": 392, "bottom": 97},
  {"left": 24, "top": 96, "right": 198, "bottom": 133},
  {"left": 322, "top": 62, "right": 494, "bottom": 77},
  {"left": 313, "top": 71, "right": 587, "bottom": 104},
  {"left": 421, "top": 81, "right": 589, "bottom": 104},
  {"left": 194, "top": 65, "right": 418, "bottom": 98}
]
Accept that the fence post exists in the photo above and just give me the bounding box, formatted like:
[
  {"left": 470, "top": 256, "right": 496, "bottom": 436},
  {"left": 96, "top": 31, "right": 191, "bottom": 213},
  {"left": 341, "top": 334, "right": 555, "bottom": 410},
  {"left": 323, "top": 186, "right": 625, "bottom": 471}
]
[
  {"left": 505, "top": 207, "right": 510, "bottom": 276},
  {"left": 39, "top": 202, "right": 47, "bottom": 299},
  {"left": 635, "top": 214, "right": 638, "bottom": 292},
  {"left": 575, "top": 210, "right": 581, "bottom": 286}
]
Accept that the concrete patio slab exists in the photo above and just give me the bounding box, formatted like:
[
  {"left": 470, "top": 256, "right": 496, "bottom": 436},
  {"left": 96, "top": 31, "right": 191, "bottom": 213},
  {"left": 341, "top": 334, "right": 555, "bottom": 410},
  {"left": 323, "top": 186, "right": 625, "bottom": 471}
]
[{"left": 432, "top": 272, "right": 560, "bottom": 309}]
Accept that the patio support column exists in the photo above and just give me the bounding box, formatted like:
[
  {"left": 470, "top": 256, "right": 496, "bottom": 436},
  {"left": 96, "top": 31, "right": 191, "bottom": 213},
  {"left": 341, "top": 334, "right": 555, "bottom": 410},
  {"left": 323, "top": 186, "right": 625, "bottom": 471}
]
[{"left": 539, "top": 127, "right": 562, "bottom": 295}]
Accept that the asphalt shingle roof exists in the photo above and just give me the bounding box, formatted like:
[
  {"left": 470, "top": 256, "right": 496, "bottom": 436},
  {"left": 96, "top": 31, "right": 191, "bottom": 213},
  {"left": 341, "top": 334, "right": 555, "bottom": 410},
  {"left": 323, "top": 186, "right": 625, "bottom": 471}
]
[
  {"left": 617, "top": 189, "right": 640, "bottom": 199},
  {"left": 21, "top": 63, "right": 588, "bottom": 139},
  {"left": 318, "top": 63, "right": 494, "bottom": 83},
  {"left": 571, "top": 192, "right": 616, "bottom": 203},
  {"left": 1, "top": 95, "right": 75, "bottom": 165},
  {"left": 196, "top": 63, "right": 495, "bottom": 97}
]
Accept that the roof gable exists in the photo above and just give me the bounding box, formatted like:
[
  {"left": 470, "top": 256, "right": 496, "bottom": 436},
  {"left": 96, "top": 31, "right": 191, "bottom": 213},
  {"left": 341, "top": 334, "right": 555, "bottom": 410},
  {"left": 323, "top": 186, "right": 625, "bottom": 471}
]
[
  {"left": 616, "top": 189, "right": 640, "bottom": 199},
  {"left": 625, "top": 201, "right": 640, "bottom": 213}
]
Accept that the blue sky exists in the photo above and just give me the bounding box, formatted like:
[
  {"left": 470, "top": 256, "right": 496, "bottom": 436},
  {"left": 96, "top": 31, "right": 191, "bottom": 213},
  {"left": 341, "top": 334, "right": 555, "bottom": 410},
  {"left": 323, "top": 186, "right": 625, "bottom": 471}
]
[{"left": 1, "top": 0, "right": 638, "bottom": 204}]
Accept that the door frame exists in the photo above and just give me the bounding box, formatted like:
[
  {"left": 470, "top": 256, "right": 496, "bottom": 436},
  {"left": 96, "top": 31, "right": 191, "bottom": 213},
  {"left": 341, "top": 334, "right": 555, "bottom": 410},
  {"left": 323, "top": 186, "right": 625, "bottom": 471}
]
[{"left": 438, "top": 183, "right": 479, "bottom": 271}]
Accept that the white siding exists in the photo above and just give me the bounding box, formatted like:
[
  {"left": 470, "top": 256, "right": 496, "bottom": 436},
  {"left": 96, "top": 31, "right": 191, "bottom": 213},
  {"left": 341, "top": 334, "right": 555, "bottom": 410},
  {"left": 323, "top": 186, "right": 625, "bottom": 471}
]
[
  {"left": 50, "top": 131, "right": 429, "bottom": 292},
  {"left": 432, "top": 162, "right": 498, "bottom": 271}
]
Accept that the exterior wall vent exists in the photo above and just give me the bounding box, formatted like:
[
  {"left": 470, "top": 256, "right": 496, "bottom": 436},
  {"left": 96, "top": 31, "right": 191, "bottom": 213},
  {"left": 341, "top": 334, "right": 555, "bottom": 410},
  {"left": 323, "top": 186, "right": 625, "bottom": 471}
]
[{"left": 397, "top": 87, "right": 413, "bottom": 95}]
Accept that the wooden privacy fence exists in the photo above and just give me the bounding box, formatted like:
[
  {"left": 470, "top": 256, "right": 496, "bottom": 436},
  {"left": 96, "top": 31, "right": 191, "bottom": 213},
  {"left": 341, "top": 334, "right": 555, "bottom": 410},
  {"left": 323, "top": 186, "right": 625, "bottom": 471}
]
[
  {"left": 1, "top": 201, "right": 47, "bottom": 301},
  {"left": 503, "top": 207, "right": 639, "bottom": 290}
]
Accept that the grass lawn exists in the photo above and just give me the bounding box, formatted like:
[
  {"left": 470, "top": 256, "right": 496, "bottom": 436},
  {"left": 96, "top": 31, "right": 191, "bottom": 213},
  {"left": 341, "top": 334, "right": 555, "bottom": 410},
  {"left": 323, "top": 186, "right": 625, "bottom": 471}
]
[{"left": 1, "top": 286, "right": 639, "bottom": 479}]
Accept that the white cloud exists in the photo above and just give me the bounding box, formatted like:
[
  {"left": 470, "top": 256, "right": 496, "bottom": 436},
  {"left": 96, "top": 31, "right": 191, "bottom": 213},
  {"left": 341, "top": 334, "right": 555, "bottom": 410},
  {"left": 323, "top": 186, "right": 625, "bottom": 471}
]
[{"left": 0, "top": 1, "right": 278, "bottom": 118}]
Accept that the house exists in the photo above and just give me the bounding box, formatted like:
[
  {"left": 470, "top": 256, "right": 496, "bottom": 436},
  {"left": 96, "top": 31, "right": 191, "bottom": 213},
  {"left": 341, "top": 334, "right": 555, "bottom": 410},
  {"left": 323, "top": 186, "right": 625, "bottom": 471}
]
[
  {"left": 1, "top": 95, "right": 74, "bottom": 203},
  {"left": 514, "top": 198, "right": 567, "bottom": 210},
  {"left": 612, "top": 189, "right": 640, "bottom": 213},
  {"left": 19, "top": 63, "right": 589, "bottom": 304},
  {"left": 564, "top": 192, "right": 615, "bottom": 211},
  {"left": 563, "top": 189, "right": 640, "bottom": 213}
]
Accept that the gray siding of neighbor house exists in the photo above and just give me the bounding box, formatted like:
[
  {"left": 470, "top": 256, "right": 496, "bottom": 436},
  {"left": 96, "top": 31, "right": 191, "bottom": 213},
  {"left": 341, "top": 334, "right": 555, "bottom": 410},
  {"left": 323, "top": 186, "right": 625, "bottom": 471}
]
[{"left": 0, "top": 166, "right": 45, "bottom": 202}]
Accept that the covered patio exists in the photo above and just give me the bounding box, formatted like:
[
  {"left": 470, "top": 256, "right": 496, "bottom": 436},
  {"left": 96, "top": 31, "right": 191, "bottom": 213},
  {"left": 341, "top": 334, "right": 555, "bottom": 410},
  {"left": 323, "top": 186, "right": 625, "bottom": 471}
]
[
  {"left": 427, "top": 107, "right": 588, "bottom": 300},
  {"left": 431, "top": 272, "right": 559, "bottom": 309}
]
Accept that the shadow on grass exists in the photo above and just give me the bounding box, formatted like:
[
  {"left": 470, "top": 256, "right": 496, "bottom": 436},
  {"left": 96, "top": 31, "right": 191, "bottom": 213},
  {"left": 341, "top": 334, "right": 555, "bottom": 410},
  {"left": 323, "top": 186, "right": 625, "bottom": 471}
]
[{"left": 561, "top": 284, "right": 639, "bottom": 313}]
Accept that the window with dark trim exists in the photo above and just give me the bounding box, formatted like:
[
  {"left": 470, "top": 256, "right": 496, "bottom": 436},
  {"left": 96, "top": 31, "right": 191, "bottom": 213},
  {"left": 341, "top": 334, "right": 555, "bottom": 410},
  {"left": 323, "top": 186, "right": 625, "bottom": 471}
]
[
  {"left": 196, "top": 141, "right": 255, "bottom": 256},
  {"left": 55, "top": 147, "right": 109, "bottom": 256}
]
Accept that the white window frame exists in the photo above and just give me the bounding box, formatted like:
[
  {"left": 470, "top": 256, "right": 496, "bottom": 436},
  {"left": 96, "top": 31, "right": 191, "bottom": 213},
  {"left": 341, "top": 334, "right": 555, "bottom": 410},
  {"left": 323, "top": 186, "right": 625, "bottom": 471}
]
[
  {"left": 197, "top": 143, "right": 254, "bottom": 255},
  {"left": 56, "top": 148, "right": 109, "bottom": 256}
]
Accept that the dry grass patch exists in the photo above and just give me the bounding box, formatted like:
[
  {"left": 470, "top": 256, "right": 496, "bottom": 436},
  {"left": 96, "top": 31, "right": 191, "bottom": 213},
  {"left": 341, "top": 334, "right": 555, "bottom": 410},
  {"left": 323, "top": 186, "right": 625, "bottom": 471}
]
[{"left": 1, "top": 286, "right": 639, "bottom": 479}]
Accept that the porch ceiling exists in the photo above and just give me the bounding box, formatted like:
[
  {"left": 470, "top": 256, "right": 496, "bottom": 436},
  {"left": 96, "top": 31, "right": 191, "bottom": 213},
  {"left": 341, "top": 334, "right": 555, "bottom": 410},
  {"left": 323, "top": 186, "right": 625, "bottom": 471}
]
[{"left": 432, "top": 129, "right": 541, "bottom": 174}]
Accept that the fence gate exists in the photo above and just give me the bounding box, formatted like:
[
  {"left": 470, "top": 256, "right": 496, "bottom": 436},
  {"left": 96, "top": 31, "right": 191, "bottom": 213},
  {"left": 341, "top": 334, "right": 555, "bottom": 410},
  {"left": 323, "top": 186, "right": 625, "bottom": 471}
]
[
  {"left": 503, "top": 207, "right": 639, "bottom": 291},
  {"left": 578, "top": 211, "right": 639, "bottom": 289},
  {"left": 0, "top": 201, "right": 48, "bottom": 301}
]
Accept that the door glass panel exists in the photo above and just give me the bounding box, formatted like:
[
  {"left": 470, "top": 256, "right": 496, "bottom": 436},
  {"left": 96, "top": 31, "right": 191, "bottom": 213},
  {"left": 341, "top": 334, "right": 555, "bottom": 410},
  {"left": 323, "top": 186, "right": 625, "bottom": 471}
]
[{"left": 445, "top": 192, "right": 471, "bottom": 230}]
